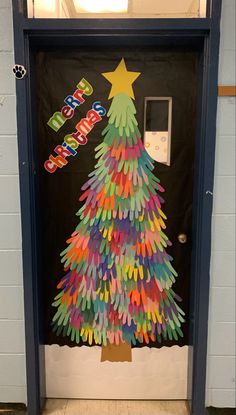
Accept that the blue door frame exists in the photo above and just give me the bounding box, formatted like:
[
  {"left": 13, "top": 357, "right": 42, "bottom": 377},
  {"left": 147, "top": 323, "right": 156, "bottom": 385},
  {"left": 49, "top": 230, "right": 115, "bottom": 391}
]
[{"left": 12, "top": 1, "right": 222, "bottom": 414}]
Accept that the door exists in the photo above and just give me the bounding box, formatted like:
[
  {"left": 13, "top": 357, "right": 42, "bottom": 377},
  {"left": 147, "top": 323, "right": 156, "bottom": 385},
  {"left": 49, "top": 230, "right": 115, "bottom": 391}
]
[{"left": 35, "top": 46, "right": 197, "bottom": 399}]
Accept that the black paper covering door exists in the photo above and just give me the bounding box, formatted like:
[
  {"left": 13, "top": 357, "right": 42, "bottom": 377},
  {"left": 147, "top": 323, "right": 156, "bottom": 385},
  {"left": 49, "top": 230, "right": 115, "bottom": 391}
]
[{"left": 35, "top": 47, "right": 197, "bottom": 350}]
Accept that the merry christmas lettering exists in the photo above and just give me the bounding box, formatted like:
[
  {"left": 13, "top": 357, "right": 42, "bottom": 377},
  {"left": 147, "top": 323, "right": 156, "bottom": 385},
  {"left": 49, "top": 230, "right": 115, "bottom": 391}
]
[{"left": 44, "top": 78, "right": 106, "bottom": 173}]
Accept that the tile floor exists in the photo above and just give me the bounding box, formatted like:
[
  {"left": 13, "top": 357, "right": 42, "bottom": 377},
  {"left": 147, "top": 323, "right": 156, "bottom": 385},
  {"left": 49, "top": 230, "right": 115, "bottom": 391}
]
[
  {"left": 43, "top": 399, "right": 189, "bottom": 415},
  {"left": 0, "top": 401, "right": 234, "bottom": 414}
]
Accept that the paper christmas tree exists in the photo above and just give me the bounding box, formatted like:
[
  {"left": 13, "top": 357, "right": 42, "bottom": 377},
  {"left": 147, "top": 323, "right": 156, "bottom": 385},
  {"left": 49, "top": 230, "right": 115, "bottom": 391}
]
[{"left": 52, "top": 59, "right": 185, "bottom": 359}]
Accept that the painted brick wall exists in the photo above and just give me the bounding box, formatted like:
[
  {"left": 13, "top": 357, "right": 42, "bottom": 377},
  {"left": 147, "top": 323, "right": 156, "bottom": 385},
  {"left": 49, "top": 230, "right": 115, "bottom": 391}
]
[
  {"left": 0, "top": 0, "right": 235, "bottom": 408},
  {"left": 0, "top": 0, "right": 27, "bottom": 404},
  {"left": 206, "top": 0, "right": 236, "bottom": 408}
]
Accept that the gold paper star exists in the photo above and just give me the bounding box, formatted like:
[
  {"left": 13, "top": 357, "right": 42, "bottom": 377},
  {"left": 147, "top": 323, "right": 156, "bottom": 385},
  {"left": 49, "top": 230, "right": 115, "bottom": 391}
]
[{"left": 102, "top": 58, "right": 141, "bottom": 100}]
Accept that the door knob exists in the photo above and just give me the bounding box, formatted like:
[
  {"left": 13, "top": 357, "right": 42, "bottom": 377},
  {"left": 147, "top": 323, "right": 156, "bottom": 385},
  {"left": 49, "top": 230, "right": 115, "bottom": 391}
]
[{"left": 178, "top": 233, "right": 187, "bottom": 244}]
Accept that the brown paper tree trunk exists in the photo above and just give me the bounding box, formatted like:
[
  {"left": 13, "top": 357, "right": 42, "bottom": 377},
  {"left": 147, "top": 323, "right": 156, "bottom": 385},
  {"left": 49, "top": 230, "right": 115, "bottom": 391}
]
[{"left": 101, "top": 342, "right": 132, "bottom": 362}]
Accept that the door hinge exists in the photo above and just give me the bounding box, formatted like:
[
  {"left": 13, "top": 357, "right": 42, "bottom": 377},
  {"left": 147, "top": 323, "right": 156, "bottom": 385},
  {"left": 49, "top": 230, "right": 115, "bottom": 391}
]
[
  {"left": 18, "top": 0, "right": 23, "bottom": 13},
  {"left": 18, "top": 0, "right": 28, "bottom": 15}
]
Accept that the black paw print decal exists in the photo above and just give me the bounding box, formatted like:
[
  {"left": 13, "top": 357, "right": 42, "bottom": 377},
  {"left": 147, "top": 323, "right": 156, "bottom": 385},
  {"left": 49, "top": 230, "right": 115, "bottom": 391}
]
[{"left": 13, "top": 65, "right": 26, "bottom": 79}]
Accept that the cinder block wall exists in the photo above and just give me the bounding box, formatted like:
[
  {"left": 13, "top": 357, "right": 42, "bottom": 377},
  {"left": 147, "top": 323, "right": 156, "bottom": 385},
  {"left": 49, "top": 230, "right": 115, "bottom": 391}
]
[
  {"left": 206, "top": 0, "right": 236, "bottom": 408},
  {"left": 0, "top": 0, "right": 26, "bottom": 404},
  {"left": 0, "top": 0, "right": 235, "bottom": 408}
]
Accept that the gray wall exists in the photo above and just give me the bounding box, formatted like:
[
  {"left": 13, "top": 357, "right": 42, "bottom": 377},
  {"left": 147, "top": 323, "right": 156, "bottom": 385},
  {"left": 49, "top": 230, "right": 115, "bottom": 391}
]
[
  {"left": 0, "top": 0, "right": 26, "bottom": 404},
  {"left": 0, "top": 0, "right": 235, "bottom": 407},
  {"left": 206, "top": 0, "right": 235, "bottom": 407}
]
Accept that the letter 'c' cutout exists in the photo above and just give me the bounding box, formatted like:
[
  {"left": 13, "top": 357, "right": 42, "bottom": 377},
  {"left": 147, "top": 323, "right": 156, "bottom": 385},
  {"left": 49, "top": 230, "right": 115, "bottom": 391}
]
[{"left": 44, "top": 160, "right": 57, "bottom": 173}]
